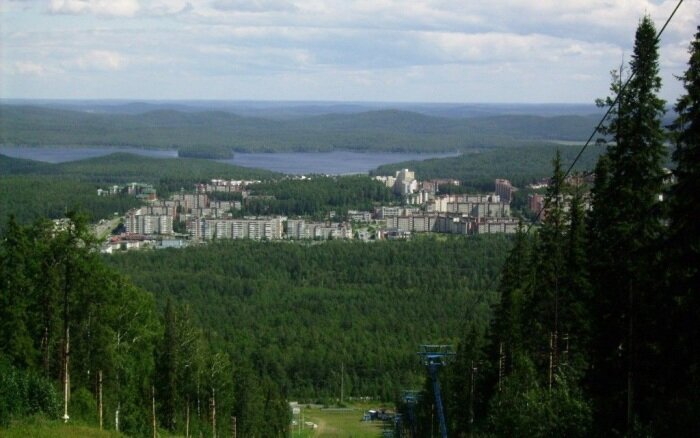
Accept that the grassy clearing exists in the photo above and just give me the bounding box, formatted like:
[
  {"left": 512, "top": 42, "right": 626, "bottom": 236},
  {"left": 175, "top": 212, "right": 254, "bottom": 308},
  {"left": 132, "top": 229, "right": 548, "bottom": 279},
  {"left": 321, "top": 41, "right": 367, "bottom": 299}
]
[
  {"left": 290, "top": 403, "right": 393, "bottom": 438},
  {"left": 0, "top": 416, "right": 190, "bottom": 438},
  {"left": 0, "top": 416, "right": 123, "bottom": 438}
]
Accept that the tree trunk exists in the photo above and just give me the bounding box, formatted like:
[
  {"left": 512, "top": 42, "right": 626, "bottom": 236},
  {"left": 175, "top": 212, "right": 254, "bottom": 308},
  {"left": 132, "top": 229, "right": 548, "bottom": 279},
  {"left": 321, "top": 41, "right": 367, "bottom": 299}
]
[{"left": 98, "top": 370, "right": 103, "bottom": 430}]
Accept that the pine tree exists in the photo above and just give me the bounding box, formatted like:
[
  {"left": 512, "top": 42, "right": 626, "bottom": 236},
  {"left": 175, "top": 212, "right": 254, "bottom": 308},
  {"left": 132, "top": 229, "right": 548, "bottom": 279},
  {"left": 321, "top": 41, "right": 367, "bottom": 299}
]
[
  {"left": 491, "top": 224, "right": 531, "bottom": 381},
  {"left": 560, "top": 186, "right": 591, "bottom": 378},
  {"left": 660, "top": 26, "right": 700, "bottom": 434},
  {"left": 525, "top": 150, "right": 567, "bottom": 387},
  {"left": 0, "top": 217, "right": 37, "bottom": 368},
  {"left": 588, "top": 15, "right": 667, "bottom": 434},
  {"left": 445, "top": 322, "right": 488, "bottom": 436}
]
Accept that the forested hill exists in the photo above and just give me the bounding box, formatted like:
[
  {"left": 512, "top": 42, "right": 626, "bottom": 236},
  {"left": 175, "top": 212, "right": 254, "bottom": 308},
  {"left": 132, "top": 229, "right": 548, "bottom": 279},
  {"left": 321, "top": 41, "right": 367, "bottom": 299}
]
[
  {"left": 372, "top": 143, "right": 607, "bottom": 188},
  {"left": 0, "top": 152, "right": 278, "bottom": 182},
  {"left": 106, "top": 236, "right": 512, "bottom": 400},
  {"left": 0, "top": 153, "right": 280, "bottom": 231},
  {"left": 0, "top": 104, "right": 600, "bottom": 152}
]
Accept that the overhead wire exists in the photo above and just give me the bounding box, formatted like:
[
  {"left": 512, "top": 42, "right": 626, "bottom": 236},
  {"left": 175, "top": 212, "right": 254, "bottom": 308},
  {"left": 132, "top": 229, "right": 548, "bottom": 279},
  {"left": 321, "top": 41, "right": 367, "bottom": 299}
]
[{"left": 525, "top": 0, "right": 685, "bottom": 234}]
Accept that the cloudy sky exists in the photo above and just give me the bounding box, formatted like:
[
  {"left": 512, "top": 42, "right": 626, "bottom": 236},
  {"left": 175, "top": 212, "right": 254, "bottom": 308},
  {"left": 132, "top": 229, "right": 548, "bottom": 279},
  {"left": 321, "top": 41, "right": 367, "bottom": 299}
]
[{"left": 1, "top": 0, "right": 698, "bottom": 103}]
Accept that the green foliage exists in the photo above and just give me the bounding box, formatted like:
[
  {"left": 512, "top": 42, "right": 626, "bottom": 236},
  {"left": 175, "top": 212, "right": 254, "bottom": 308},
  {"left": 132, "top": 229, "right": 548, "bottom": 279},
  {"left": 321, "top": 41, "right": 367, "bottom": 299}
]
[
  {"left": 588, "top": 15, "right": 668, "bottom": 433},
  {"left": 0, "top": 152, "right": 279, "bottom": 232},
  {"left": 488, "top": 364, "right": 591, "bottom": 438},
  {"left": 372, "top": 144, "right": 605, "bottom": 189},
  {"left": 106, "top": 235, "right": 511, "bottom": 399},
  {"left": 657, "top": 26, "right": 700, "bottom": 435},
  {"left": 69, "top": 388, "right": 97, "bottom": 425},
  {"left": 0, "top": 215, "right": 292, "bottom": 437},
  {"left": 244, "top": 175, "right": 399, "bottom": 218},
  {"left": 0, "top": 416, "right": 122, "bottom": 438},
  {"left": 0, "top": 360, "right": 60, "bottom": 427},
  {"left": 430, "top": 151, "right": 595, "bottom": 436},
  {"left": 0, "top": 175, "right": 141, "bottom": 232}
]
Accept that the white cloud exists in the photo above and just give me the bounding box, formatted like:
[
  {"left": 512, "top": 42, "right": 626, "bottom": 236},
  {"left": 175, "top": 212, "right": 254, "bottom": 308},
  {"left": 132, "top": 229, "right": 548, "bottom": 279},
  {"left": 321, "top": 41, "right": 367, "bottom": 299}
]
[
  {"left": 13, "top": 61, "right": 60, "bottom": 75},
  {"left": 71, "top": 50, "right": 128, "bottom": 70},
  {"left": 211, "top": 0, "right": 297, "bottom": 13},
  {"left": 48, "top": 0, "right": 140, "bottom": 17},
  {"left": 2, "top": 0, "right": 699, "bottom": 101},
  {"left": 141, "top": 0, "right": 195, "bottom": 16}
]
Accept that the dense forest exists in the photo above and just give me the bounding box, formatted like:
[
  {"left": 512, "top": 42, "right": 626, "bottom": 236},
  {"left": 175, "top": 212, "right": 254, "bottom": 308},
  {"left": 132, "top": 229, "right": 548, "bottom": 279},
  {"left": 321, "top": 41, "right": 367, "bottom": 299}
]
[
  {"left": 0, "top": 105, "right": 600, "bottom": 152},
  {"left": 243, "top": 176, "right": 399, "bottom": 219},
  {"left": 0, "top": 221, "right": 513, "bottom": 436},
  {"left": 373, "top": 143, "right": 607, "bottom": 189},
  {"left": 400, "top": 21, "right": 700, "bottom": 437},
  {"left": 106, "top": 236, "right": 512, "bottom": 401},
  {"left": 0, "top": 214, "right": 291, "bottom": 436},
  {"left": 0, "top": 153, "right": 279, "bottom": 233}
]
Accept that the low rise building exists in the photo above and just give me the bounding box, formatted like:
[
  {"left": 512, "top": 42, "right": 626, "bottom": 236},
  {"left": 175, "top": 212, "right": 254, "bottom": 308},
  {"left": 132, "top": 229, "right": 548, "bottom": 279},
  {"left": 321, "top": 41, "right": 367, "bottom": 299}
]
[
  {"left": 286, "top": 220, "right": 352, "bottom": 240},
  {"left": 348, "top": 210, "right": 373, "bottom": 222}
]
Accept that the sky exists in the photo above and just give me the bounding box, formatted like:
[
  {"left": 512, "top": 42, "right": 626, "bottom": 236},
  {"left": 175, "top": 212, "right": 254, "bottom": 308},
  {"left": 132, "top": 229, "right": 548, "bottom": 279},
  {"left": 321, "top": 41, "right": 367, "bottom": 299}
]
[{"left": 1, "top": 0, "right": 698, "bottom": 103}]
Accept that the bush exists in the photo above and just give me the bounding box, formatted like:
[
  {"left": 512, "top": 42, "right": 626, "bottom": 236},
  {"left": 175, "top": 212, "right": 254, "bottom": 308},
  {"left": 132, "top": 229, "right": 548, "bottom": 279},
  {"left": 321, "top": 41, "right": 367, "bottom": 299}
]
[
  {"left": 0, "top": 359, "right": 59, "bottom": 426},
  {"left": 70, "top": 387, "right": 97, "bottom": 424}
]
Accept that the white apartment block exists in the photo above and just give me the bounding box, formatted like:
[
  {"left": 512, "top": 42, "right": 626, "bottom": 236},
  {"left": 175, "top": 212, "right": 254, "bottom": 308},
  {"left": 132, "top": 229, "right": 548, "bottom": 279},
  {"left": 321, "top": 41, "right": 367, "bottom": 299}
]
[
  {"left": 347, "top": 210, "right": 373, "bottom": 222},
  {"left": 188, "top": 217, "right": 283, "bottom": 240},
  {"left": 286, "top": 220, "right": 352, "bottom": 240},
  {"left": 125, "top": 210, "right": 173, "bottom": 235}
]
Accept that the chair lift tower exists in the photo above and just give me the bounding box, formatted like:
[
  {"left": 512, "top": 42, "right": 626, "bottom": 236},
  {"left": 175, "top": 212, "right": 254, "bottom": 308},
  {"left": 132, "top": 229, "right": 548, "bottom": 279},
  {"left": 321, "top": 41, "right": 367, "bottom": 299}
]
[{"left": 418, "top": 345, "right": 455, "bottom": 438}]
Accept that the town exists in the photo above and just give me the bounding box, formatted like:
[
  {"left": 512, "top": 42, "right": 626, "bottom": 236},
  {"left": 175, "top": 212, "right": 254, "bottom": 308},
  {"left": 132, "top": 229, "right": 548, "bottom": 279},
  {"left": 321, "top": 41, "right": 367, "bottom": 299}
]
[{"left": 97, "top": 169, "right": 547, "bottom": 252}]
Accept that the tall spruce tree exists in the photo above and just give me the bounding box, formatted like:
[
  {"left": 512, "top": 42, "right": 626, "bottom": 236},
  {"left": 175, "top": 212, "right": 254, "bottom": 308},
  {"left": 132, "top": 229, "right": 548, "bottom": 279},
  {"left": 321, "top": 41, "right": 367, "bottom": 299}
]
[
  {"left": 491, "top": 224, "right": 531, "bottom": 382},
  {"left": 660, "top": 26, "right": 700, "bottom": 434},
  {"left": 0, "top": 217, "right": 36, "bottom": 369},
  {"left": 588, "top": 15, "right": 666, "bottom": 434},
  {"left": 560, "top": 186, "right": 591, "bottom": 378},
  {"left": 526, "top": 150, "right": 567, "bottom": 387}
]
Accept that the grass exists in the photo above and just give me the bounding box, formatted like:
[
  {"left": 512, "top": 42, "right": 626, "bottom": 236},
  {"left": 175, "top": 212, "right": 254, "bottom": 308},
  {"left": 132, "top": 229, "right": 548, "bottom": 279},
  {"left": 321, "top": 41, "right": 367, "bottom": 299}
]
[
  {"left": 0, "top": 416, "right": 123, "bottom": 438},
  {"left": 0, "top": 415, "right": 189, "bottom": 438},
  {"left": 290, "top": 403, "right": 393, "bottom": 438},
  {"left": 2, "top": 404, "right": 394, "bottom": 438}
]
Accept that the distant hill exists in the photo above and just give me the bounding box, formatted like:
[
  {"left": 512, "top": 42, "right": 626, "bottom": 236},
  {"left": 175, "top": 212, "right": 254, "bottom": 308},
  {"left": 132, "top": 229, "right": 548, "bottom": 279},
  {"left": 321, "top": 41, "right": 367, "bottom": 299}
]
[
  {"left": 372, "top": 144, "right": 606, "bottom": 188},
  {"left": 0, "top": 151, "right": 279, "bottom": 182},
  {"left": 0, "top": 99, "right": 606, "bottom": 118},
  {"left": 0, "top": 104, "right": 601, "bottom": 152}
]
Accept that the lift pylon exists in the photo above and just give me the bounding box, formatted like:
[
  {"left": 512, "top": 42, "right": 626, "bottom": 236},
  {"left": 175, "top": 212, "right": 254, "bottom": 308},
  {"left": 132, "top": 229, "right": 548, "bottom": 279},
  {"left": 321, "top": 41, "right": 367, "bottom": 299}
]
[{"left": 418, "top": 345, "right": 455, "bottom": 438}]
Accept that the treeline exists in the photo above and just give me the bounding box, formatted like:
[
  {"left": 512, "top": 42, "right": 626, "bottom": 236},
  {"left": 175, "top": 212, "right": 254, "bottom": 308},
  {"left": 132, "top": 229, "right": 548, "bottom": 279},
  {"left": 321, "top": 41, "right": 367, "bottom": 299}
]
[
  {"left": 0, "top": 153, "right": 279, "bottom": 233},
  {"left": 105, "top": 235, "right": 512, "bottom": 400},
  {"left": 243, "top": 175, "right": 399, "bottom": 219},
  {"left": 0, "top": 105, "right": 600, "bottom": 152},
  {"left": 0, "top": 214, "right": 290, "bottom": 436},
  {"left": 403, "top": 21, "right": 700, "bottom": 436},
  {"left": 177, "top": 145, "right": 234, "bottom": 159},
  {"left": 0, "top": 175, "right": 142, "bottom": 229},
  {"left": 372, "top": 143, "right": 606, "bottom": 190},
  {"left": 0, "top": 152, "right": 277, "bottom": 187}
]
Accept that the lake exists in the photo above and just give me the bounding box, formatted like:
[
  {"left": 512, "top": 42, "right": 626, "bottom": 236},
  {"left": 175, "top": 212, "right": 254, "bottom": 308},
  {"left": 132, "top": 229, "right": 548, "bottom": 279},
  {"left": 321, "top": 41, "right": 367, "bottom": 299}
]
[{"left": 0, "top": 146, "right": 458, "bottom": 175}]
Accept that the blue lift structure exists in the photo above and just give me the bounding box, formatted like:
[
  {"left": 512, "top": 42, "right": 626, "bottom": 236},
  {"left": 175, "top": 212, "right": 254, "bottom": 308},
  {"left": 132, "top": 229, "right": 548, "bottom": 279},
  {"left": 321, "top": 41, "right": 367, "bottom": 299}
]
[{"left": 418, "top": 345, "right": 455, "bottom": 438}]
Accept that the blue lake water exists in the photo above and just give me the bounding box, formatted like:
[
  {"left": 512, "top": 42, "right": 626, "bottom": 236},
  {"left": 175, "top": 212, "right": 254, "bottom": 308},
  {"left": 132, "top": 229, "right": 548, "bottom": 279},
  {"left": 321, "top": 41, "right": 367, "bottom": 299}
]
[{"left": 0, "top": 146, "right": 457, "bottom": 175}]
